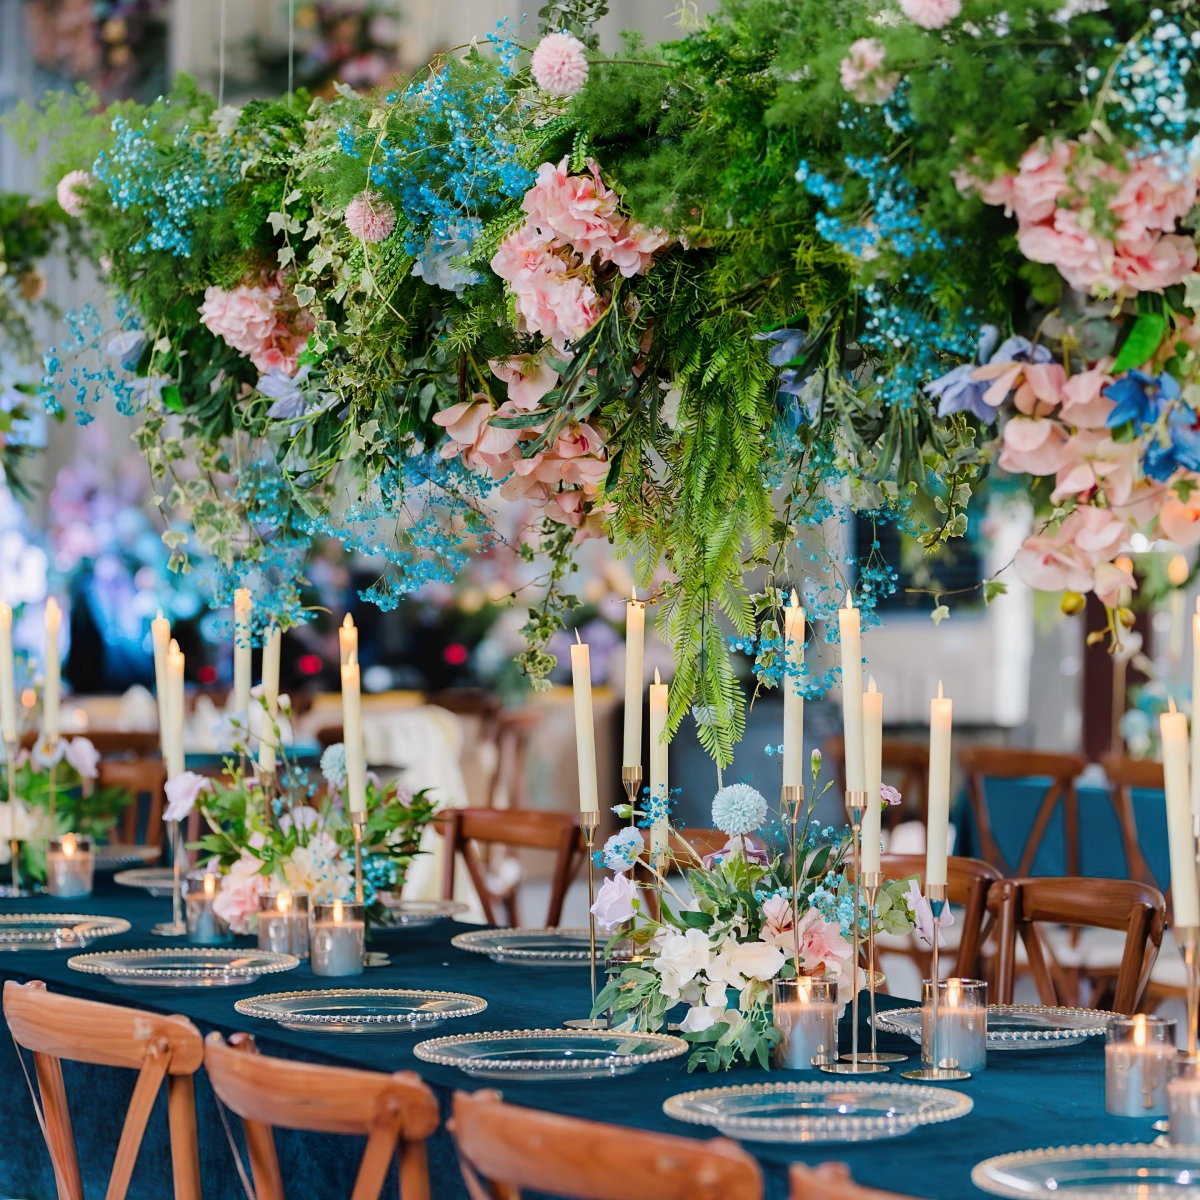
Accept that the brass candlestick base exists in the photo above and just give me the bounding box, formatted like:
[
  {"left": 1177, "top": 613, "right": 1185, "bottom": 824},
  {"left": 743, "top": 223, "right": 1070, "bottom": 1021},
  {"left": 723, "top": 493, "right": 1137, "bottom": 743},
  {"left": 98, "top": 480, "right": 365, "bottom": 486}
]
[
  {"left": 782, "top": 784, "right": 804, "bottom": 979},
  {"left": 352, "top": 814, "right": 366, "bottom": 904},
  {"left": 1181, "top": 925, "right": 1199, "bottom": 1058},
  {"left": 564, "top": 809, "right": 607, "bottom": 1030},
  {"left": 902, "top": 883, "right": 970, "bottom": 1081},
  {"left": 823, "top": 791, "right": 888, "bottom": 1077},
  {"left": 621, "top": 765, "right": 642, "bottom": 823},
  {"left": 4, "top": 737, "right": 22, "bottom": 896},
  {"left": 853, "top": 869, "right": 908, "bottom": 1064},
  {"left": 151, "top": 818, "right": 188, "bottom": 936}
]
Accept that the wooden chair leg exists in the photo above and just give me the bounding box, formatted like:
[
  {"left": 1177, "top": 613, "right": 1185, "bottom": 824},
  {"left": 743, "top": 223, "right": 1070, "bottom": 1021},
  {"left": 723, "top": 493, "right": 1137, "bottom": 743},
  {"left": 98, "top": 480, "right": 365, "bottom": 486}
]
[
  {"left": 167, "top": 1074, "right": 202, "bottom": 1200},
  {"left": 33, "top": 1051, "right": 84, "bottom": 1200},
  {"left": 228, "top": 1033, "right": 284, "bottom": 1200},
  {"left": 398, "top": 1138, "right": 430, "bottom": 1200},
  {"left": 350, "top": 1117, "right": 403, "bottom": 1200}
]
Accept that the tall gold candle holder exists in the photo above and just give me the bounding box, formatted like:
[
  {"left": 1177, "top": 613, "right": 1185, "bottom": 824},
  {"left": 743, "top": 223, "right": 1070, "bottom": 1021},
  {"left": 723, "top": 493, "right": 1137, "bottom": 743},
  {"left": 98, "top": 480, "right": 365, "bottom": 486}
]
[
  {"left": 352, "top": 813, "right": 366, "bottom": 904},
  {"left": 860, "top": 869, "right": 907, "bottom": 1064},
  {"left": 564, "top": 809, "right": 607, "bottom": 1030},
  {"left": 46, "top": 734, "right": 58, "bottom": 831},
  {"left": 782, "top": 784, "right": 804, "bottom": 975},
  {"left": 1181, "top": 925, "right": 1199, "bottom": 1058},
  {"left": 901, "top": 883, "right": 970, "bottom": 1080},
  {"left": 152, "top": 818, "right": 188, "bottom": 936},
  {"left": 823, "top": 791, "right": 887, "bottom": 1075},
  {"left": 4, "top": 737, "right": 21, "bottom": 896},
  {"left": 621, "top": 765, "right": 642, "bottom": 823}
]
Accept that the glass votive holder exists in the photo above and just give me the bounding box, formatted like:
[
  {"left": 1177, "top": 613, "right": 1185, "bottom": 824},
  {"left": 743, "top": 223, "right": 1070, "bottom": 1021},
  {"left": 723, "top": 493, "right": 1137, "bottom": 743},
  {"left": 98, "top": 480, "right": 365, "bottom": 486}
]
[
  {"left": 310, "top": 900, "right": 365, "bottom": 977},
  {"left": 1106, "top": 1014, "right": 1176, "bottom": 1117},
  {"left": 257, "top": 890, "right": 310, "bottom": 959},
  {"left": 185, "top": 871, "right": 231, "bottom": 946},
  {"left": 921, "top": 978, "right": 987, "bottom": 1073},
  {"left": 772, "top": 978, "right": 838, "bottom": 1069},
  {"left": 46, "top": 834, "right": 94, "bottom": 898},
  {"left": 1169, "top": 1054, "right": 1200, "bottom": 1144}
]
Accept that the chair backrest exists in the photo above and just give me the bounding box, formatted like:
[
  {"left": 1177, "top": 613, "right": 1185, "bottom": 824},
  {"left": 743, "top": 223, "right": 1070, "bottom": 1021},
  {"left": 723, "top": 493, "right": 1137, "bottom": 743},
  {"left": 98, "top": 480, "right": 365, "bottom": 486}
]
[
  {"left": 486, "top": 707, "right": 543, "bottom": 809},
  {"left": 825, "top": 736, "right": 929, "bottom": 828},
  {"left": 959, "top": 747, "right": 1087, "bottom": 877},
  {"left": 450, "top": 1089, "right": 762, "bottom": 1200},
  {"left": 3, "top": 980, "right": 203, "bottom": 1200},
  {"left": 1100, "top": 754, "right": 1168, "bottom": 904},
  {"left": 98, "top": 757, "right": 167, "bottom": 848},
  {"left": 85, "top": 731, "right": 164, "bottom": 756},
  {"left": 440, "top": 807, "right": 583, "bottom": 927},
  {"left": 988, "top": 876, "right": 1166, "bottom": 1012},
  {"left": 204, "top": 1032, "right": 438, "bottom": 1200},
  {"left": 878, "top": 854, "right": 1001, "bottom": 979},
  {"left": 790, "top": 1163, "right": 920, "bottom": 1199}
]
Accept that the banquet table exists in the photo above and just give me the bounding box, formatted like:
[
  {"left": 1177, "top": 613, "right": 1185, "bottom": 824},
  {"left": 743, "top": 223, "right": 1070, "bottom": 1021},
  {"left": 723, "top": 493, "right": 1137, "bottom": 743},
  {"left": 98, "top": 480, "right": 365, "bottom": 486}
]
[{"left": 0, "top": 882, "right": 1165, "bottom": 1200}]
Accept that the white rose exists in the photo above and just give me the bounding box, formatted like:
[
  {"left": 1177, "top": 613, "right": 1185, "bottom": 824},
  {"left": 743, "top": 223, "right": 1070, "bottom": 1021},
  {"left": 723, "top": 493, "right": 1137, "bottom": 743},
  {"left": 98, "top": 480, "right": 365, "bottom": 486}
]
[{"left": 652, "top": 928, "right": 713, "bottom": 999}]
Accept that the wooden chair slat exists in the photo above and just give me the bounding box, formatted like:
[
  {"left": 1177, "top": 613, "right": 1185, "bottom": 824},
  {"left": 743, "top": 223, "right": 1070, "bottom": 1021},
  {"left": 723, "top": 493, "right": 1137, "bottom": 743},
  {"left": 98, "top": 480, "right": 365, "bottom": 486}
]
[
  {"left": 825, "top": 736, "right": 929, "bottom": 828},
  {"left": 790, "top": 1162, "right": 919, "bottom": 1199},
  {"left": 105, "top": 1043, "right": 170, "bottom": 1200}
]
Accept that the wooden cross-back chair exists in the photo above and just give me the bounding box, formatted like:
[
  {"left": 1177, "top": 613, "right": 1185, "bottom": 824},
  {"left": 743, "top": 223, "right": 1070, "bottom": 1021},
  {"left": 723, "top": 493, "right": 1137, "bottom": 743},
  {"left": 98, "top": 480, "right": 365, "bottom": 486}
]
[
  {"left": 440, "top": 807, "right": 585, "bottom": 927},
  {"left": 989, "top": 876, "right": 1166, "bottom": 1013},
  {"left": 3, "top": 980, "right": 203, "bottom": 1200},
  {"left": 790, "top": 1164, "right": 922, "bottom": 1200},
  {"left": 1100, "top": 753, "right": 1164, "bottom": 892},
  {"left": 450, "top": 1089, "right": 763, "bottom": 1200},
  {"left": 636, "top": 828, "right": 734, "bottom": 920},
  {"left": 959, "top": 747, "right": 1087, "bottom": 877},
  {"left": 825, "top": 736, "right": 929, "bottom": 828},
  {"left": 204, "top": 1031, "right": 438, "bottom": 1200},
  {"left": 98, "top": 757, "right": 167, "bottom": 850}
]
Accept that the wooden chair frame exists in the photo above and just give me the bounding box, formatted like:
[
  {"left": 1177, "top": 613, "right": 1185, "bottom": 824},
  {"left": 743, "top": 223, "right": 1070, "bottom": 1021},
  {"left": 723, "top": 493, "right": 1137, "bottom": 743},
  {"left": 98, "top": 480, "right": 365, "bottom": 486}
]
[
  {"left": 790, "top": 1163, "right": 919, "bottom": 1199},
  {"left": 1100, "top": 753, "right": 1164, "bottom": 894},
  {"left": 826, "top": 736, "right": 929, "bottom": 829},
  {"left": 450, "top": 1089, "right": 763, "bottom": 1200},
  {"left": 3, "top": 980, "right": 202, "bottom": 1200},
  {"left": 988, "top": 876, "right": 1165, "bottom": 1013},
  {"left": 98, "top": 757, "right": 167, "bottom": 849},
  {"left": 204, "top": 1032, "right": 438, "bottom": 1200},
  {"left": 959, "top": 747, "right": 1086, "bottom": 877}
]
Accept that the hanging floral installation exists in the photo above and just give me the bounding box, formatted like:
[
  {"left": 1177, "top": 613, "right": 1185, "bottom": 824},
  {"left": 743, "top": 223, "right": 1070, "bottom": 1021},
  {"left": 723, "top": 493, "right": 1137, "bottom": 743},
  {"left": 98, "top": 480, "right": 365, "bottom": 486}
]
[{"left": 9, "top": 0, "right": 1200, "bottom": 761}]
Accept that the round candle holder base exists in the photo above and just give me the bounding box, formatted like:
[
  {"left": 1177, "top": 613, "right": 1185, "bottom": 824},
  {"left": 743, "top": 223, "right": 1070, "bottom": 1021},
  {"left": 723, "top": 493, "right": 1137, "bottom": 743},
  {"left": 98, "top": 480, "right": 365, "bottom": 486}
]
[
  {"left": 845, "top": 1050, "right": 909, "bottom": 1063},
  {"left": 151, "top": 920, "right": 188, "bottom": 937},
  {"left": 563, "top": 1017, "right": 609, "bottom": 1030},
  {"left": 901, "top": 1065, "right": 971, "bottom": 1081},
  {"left": 820, "top": 1060, "right": 890, "bottom": 1076}
]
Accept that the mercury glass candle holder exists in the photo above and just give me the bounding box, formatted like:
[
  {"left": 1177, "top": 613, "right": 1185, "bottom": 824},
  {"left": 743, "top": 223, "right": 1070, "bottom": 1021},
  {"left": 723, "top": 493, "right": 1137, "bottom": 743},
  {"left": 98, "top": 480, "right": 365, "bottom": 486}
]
[
  {"left": 1169, "top": 1054, "right": 1200, "bottom": 1145},
  {"left": 921, "top": 978, "right": 987, "bottom": 1074},
  {"left": 46, "top": 834, "right": 94, "bottom": 898},
  {"left": 310, "top": 900, "right": 365, "bottom": 977},
  {"left": 1106, "top": 1014, "right": 1176, "bottom": 1117},
  {"left": 185, "top": 872, "right": 232, "bottom": 946},
  {"left": 772, "top": 978, "right": 838, "bottom": 1069},
  {"left": 257, "top": 890, "right": 310, "bottom": 959}
]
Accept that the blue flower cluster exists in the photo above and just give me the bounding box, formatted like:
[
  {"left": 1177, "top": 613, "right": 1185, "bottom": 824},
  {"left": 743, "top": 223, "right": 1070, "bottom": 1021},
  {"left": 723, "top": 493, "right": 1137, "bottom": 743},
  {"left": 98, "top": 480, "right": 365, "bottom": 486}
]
[
  {"left": 1103, "top": 369, "right": 1200, "bottom": 481},
  {"left": 596, "top": 825, "right": 644, "bottom": 873},
  {"left": 39, "top": 304, "right": 121, "bottom": 424}
]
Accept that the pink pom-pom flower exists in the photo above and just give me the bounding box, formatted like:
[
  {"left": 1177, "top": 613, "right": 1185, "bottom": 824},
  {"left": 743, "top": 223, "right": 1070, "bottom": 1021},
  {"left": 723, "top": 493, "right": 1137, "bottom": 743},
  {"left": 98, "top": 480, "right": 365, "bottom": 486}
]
[
  {"left": 530, "top": 32, "right": 589, "bottom": 98},
  {"left": 56, "top": 170, "right": 92, "bottom": 219},
  {"left": 344, "top": 191, "right": 397, "bottom": 243},
  {"left": 898, "top": 0, "right": 962, "bottom": 29}
]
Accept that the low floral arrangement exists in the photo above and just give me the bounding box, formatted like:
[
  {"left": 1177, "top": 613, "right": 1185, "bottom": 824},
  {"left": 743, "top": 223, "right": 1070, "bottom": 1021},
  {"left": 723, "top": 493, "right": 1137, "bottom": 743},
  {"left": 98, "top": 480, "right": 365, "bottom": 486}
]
[
  {"left": 591, "top": 755, "right": 920, "bottom": 1072},
  {"left": 0, "top": 735, "right": 133, "bottom": 881},
  {"left": 171, "top": 740, "right": 436, "bottom": 932}
]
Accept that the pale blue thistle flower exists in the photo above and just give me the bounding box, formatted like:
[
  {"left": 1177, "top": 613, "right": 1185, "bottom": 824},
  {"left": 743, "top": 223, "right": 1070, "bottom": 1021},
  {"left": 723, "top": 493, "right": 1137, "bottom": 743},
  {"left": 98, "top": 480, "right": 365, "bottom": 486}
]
[{"left": 712, "top": 783, "right": 768, "bottom": 837}]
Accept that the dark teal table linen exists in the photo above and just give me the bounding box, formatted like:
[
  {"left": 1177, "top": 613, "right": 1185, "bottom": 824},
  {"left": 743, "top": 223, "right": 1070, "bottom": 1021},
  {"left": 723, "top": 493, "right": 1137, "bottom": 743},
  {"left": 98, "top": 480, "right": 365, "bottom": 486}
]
[{"left": 0, "top": 884, "right": 1163, "bottom": 1200}]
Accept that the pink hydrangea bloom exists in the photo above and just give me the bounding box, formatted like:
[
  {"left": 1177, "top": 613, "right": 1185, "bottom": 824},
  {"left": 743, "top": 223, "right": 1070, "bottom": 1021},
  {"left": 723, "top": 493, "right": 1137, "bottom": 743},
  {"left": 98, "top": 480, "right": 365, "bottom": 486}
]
[
  {"left": 839, "top": 39, "right": 898, "bottom": 105},
  {"left": 344, "top": 191, "right": 397, "bottom": 243},
  {"left": 899, "top": 0, "right": 961, "bottom": 28},
  {"left": 600, "top": 222, "right": 671, "bottom": 278},
  {"left": 530, "top": 31, "right": 589, "bottom": 97},
  {"left": 56, "top": 170, "right": 91, "bottom": 218},
  {"left": 198, "top": 282, "right": 314, "bottom": 376},
  {"left": 523, "top": 157, "right": 620, "bottom": 259}
]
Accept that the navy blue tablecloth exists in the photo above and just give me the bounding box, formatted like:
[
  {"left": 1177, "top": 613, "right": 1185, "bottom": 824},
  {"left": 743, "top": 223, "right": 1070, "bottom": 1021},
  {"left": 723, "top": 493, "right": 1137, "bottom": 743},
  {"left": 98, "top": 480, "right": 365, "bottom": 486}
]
[{"left": 0, "top": 882, "right": 1161, "bottom": 1200}]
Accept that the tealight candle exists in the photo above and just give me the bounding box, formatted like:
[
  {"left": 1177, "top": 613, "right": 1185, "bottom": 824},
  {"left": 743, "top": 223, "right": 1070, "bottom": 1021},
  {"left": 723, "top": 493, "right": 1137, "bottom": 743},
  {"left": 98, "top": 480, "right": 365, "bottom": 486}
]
[
  {"left": 1106, "top": 1014, "right": 1175, "bottom": 1117},
  {"left": 186, "top": 871, "right": 231, "bottom": 946},
  {"left": 772, "top": 978, "right": 838, "bottom": 1069},
  {"left": 46, "top": 833, "right": 93, "bottom": 898},
  {"left": 311, "top": 899, "right": 365, "bottom": 977},
  {"left": 921, "top": 977, "right": 986, "bottom": 1073},
  {"left": 1170, "top": 1055, "right": 1200, "bottom": 1145},
  {"left": 257, "top": 889, "right": 309, "bottom": 959}
]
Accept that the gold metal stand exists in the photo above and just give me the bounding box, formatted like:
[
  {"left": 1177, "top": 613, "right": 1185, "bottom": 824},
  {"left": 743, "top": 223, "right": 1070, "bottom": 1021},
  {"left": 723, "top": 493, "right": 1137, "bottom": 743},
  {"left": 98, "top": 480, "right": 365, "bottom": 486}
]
[
  {"left": 5, "top": 737, "right": 21, "bottom": 896},
  {"left": 565, "top": 809, "right": 607, "bottom": 1030},
  {"left": 621, "top": 765, "right": 642, "bottom": 823},
  {"left": 352, "top": 813, "right": 366, "bottom": 904},
  {"left": 783, "top": 784, "right": 804, "bottom": 976},
  {"left": 902, "top": 882, "right": 970, "bottom": 1080},
  {"left": 823, "top": 791, "right": 887, "bottom": 1075},
  {"left": 859, "top": 870, "right": 908, "bottom": 1063},
  {"left": 47, "top": 735, "right": 58, "bottom": 831},
  {"left": 1181, "top": 925, "right": 1199, "bottom": 1058},
  {"left": 152, "top": 819, "right": 188, "bottom": 936}
]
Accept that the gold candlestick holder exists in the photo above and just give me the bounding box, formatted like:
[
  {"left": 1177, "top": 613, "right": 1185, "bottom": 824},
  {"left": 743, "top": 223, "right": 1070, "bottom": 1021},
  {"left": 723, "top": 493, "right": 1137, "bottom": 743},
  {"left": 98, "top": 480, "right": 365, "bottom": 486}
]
[
  {"left": 4, "top": 736, "right": 22, "bottom": 896},
  {"left": 152, "top": 818, "right": 188, "bottom": 936},
  {"left": 902, "top": 882, "right": 970, "bottom": 1080},
  {"left": 823, "top": 791, "right": 888, "bottom": 1075},
  {"left": 47, "top": 734, "right": 59, "bottom": 831},
  {"left": 352, "top": 813, "right": 366, "bottom": 904},
  {"left": 565, "top": 809, "right": 607, "bottom": 1030},
  {"left": 782, "top": 784, "right": 804, "bottom": 977},
  {"left": 1181, "top": 926, "right": 1199, "bottom": 1059},
  {"left": 621, "top": 765, "right": 642, "bottom": 823},
  {"left": 860, "top": 870, "right": 907, "bottom": 1064}
]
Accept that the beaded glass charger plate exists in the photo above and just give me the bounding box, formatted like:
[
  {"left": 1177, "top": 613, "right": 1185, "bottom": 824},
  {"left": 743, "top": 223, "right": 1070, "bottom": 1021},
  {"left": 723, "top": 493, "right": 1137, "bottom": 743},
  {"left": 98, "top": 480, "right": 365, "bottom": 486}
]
[
  {"left": 113, "top": 867, "right": 176, "bottom": 896},
  {"left": 414, "top": 1029, "right": 688, "bottom": 1080},
  {"left": 95, "top": 844, "right": 160, "bottom": 870},
  {"left": 451, "top": 928, "right": 600, "bottom": 965},
  {"left": 0, "top": 914, "right": 131, "bottom": 951},
  {"left": 663, "top": 1081, "right": 973, "bottom": 1144},
  {"left": 378, "top": 898, "right": 469, "bottom": 929},
  {"left": 235, "top": 988, "right": 487, "bottom": 1032},
  {"left": 972, "top": 1143, "right": 1200, "bottom": 1197},
  {"left": 68, "top": 948, "right": 299, "bottom": 988},
  {"left": 874, "top": 1005, "right": 1112, "bottom": 1050}
]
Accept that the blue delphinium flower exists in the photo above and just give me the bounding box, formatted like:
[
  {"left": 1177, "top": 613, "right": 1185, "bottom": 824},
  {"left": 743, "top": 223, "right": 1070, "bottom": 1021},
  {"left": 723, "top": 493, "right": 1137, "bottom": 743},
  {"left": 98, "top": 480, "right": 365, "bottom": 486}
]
[
  {"left": 1105, "top": 369, "right": 1179, "bottom": 430},
  {"left": 712, "top": 783, "right": 768, "bottom": 837}
]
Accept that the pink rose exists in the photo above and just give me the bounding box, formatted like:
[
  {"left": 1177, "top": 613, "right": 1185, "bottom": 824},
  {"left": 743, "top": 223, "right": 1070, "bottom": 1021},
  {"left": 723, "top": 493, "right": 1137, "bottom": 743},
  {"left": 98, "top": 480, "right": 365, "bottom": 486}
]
[
  {"left": 200, "top": 285, "right": 278, "bottom": 358},
  {"left": 63, "top": 736, "right": 99, "bottom": 781},
  {"left": 839, "top": 38, "right": 898, "bottom": 105},
  {"left": 1010, "top": 139, "right": 1073, "bottom": 226},
  {"left": 1111, "top": 234, "right": 1198, "bottom": 293},
  {"left": 212, "top": 851, "right": 267, "bottom": 935},
  {"left": 1111, "top": 158, "right": 1196, "bottom": 245},
  {"left": 490, "top": 224, "right": 561, "bottom": 290},
  {"left": 591, "top": 873, "right": 637, "bottom": 930}
]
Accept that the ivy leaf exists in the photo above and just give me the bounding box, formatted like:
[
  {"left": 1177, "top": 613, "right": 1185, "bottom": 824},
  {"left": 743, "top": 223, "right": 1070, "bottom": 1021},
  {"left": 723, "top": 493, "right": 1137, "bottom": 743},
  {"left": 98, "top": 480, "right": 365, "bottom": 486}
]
[
  {"left": 1112, "top": 312, "right": 1166, "bottom": 373},
  {"left": 983, "top": 580, "right": 1008, "bottom": 604},
  {"left": 931, "top": 604, "right": 950, "bottom": 625}
]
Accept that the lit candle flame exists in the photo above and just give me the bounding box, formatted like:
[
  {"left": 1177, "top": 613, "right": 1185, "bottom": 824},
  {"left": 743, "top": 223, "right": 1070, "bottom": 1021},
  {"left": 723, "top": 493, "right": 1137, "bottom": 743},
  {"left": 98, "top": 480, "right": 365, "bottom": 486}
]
[
  {"left": 946, "top": 977, "right": 961, "bottom": 1008},
  {"left": 868, "top": 676, "right": 877, "bottom": 694},
  {"left": 203, "top": 872, "right": 216, "bottom": 898},
  {"left": 332, "top": 898, "right": 344, "bottom": 923},
  {"left": 654, "top": 667, "right": 661, "bottom": 685},
  {"left": 61, "top": 832, "right": 77, "bottom": 858},
  {"left": 1134, "top": 1013, "right": 1147, "bottom": 1047},
  {"left": 277, "top": 890, "right": 292, "bottom": 914}
]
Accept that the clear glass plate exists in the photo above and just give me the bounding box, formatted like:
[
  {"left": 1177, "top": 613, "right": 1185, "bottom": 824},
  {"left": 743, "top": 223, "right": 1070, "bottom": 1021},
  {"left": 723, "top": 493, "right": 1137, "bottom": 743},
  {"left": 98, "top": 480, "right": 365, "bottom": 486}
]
[
  {"left": 95, "top": 844, "right": 160, "bottom": 870},
  {"left": 664, "top": 1081, "right": 973, "bottom": 1144},
  {"left": 414, "top": 1028, "right": 687, "bottom": 1080},
  {"left": 972, "top": 1143, "right": 1200, "bottom": 1197},
  {"left": 451, "top": 927, "right": 600, "bottom": 965},
  {"left": 873, "top": 1004, "right": 1112, "bottom": 1050},
  {"left": 68, "top": 947, "right": 299, "bottom": 987},
  {"left": 378, "top": 898, "right": 469, "bottom": 928},
  {"left": 235, "top": 988, "right": 487, "bottom": 1032},
  {"left": 0, "top": 914, "right": 131, "bottom": 951},
  {"left": 113, "top": 867, "right": 177, "bottom": 896}
]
